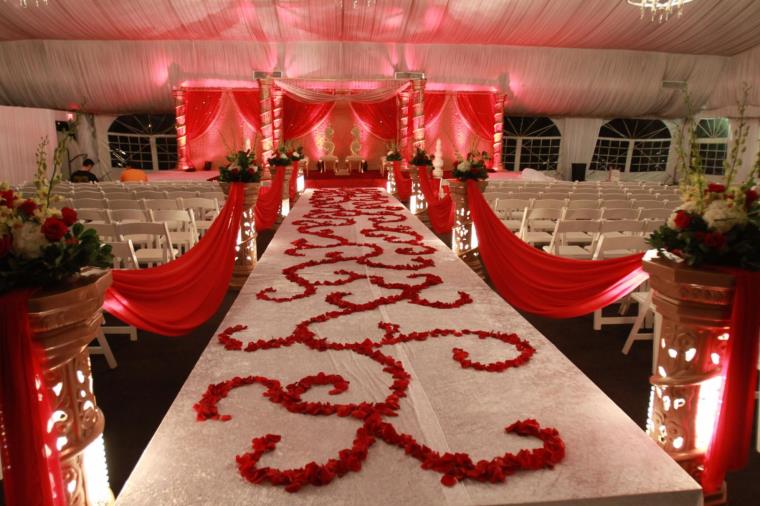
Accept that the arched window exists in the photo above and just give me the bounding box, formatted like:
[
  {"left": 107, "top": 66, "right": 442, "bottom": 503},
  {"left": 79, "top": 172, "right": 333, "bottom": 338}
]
[
  {"left": 502, "top": 116, "right": 561, "bottom": 171},
  {"left": 108, "top": 114, "right": 177, "bottom": 170},
  {"left": 695, "top": 118, "right": 730, "bottom": 176},
  {"left": 591, "top": 119, "right": 670, "bottom": 173}
]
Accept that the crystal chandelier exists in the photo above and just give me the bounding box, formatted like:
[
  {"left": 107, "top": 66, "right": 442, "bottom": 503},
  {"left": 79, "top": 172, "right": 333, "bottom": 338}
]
[{"left": 627, "top": 0, "right": 695, "bottom": 22}]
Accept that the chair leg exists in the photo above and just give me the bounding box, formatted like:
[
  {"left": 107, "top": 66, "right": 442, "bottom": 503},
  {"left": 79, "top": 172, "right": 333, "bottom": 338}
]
[
  {"left": 593, "top": 309, "right": 602, "bottom": 330},
  {"left": 91, "top": 329, "right": 118, "bottom": 369},
  {"left": 623, "top": 301, "right": 652, "bottom": 355}
]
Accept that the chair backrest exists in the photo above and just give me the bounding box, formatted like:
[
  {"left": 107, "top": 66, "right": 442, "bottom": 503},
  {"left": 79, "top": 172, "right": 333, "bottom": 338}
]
[
  {"left": 601, "top": 199, "right": 632, "bottom": 208},
  {"left": 636, "top": 199, "right": 669, "bottom": 209},
  {"left": 116, "top": 222, "right": 175, "bottom": 262},
  {"left": 76, "top": 208, "right": 111, "bottom": 223},
  {"left": 518, "top": 192, "right": 541, "bottom": 200},
  {"left": 74, "top": 198, "right": 106, "bottom": 209},
  {"left": 141, "top": 199, "right": 179, "bottom": 211},
  {"left": 541, "top": 192, "right": 569, "bottom": 200},
  {"left": 484, "top": 191, "right": 511, "bottom": 205},
  {"left": 602, "top": 208, "right": 639, "bottom": 220},
  {"left": 643, "top": 220, "right": 666, "bottom": 233},
  {"left": 166, "top": 190, "right": 200, "bottom": 199},
  {"left": 106, "top": 199, "right": 139, "bottom": 210},
  {"left": 150, "top": 209, "right": 197, "bottom": 234},
  {"left": 86, "top": 222, "right": 119, "bottom": 241},
  {"left": 109, "top": 209, "right": 148, "bottom": 223},
  {"left": 200, "top": 192, "right": 225, "bottom": 202},
  {"left": 563, "top": 208, "right": 603, "bottom": 220},
  {"left": 532, "top": 199, "right": 565, "bottom": 210},
  {"left": 599, "top": 219, "right": 643, "bottom": 234},
  {"left": 547, "top": 219, "right": 602, "bottom": 253},
  {"left": 568, "top": 199, "right": 599, "bottom": 209},
  {"left": 133, "top": 190, "right": 168, "bottom": 199},
  {"left": 592, "top": 235, "right": 649, "bottom": 260},
  {"left": 639, "top": 208, "right": 672, "bottom": 220},
  {"left": 178, "top": 197, "right": 220, "bottom": 220},
  {"left": 526, "top": 207, "right": 563, "bottom": 220},
  {"left": 494, "top": 198, "right": 530, "bottom": 219}
]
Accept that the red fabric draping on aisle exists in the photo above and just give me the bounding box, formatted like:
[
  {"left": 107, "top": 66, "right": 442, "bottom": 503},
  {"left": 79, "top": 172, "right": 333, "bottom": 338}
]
[
  {"left": 283, "top": 94, "right": 334, "bottom": 139},
  {"left": 289, "top": 162, "right": 298, "bottom": 201},
  {"left": 467, "top": 181, "right": 648, "bottom": 318},
  {"left": 350, "top": 96, "right": 398, "bottom": 140},
  {"left": 425, "top": 92, "right": 447, "bottom": 125},
  {"left": 0, "top": 290, "right": 65, "bottom": 506},
  {"left": 702, "top": 269, "right": 760, "bottom": 493},
  {"left": 417, "top": 167, "right": 454, "bottom": 235},
  {"left": 104, "top": 184, "right": 244, "bottom": 336},
  {"left": 392, "top": 162, "right": 412, "bottom": 202},
  {"left": 231, "top": 90, "right": 262, "bottom": 131},
  {"left": 185, "top": 90, "right": 224, "bottom": 141},
  {"left": 255, "top": 166, "right": 286, "bottom": 231},
  {"left": 456, "top": 93, "right": 495, "bottom": 141}
]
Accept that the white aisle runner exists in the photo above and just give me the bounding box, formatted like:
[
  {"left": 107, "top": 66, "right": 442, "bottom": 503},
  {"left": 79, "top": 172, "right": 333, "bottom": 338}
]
[{"left": 117, "top": 189, "right": 700, "bottom": 506}]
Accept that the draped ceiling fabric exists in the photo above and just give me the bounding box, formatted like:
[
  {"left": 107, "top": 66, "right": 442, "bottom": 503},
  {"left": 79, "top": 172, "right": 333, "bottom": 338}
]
[{"left": 0, "top": 1, "right": 757, "bottom": 118}]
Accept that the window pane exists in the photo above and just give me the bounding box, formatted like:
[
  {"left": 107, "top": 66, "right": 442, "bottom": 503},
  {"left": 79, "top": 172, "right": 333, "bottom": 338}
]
[
  {"left": 503, "top": 138, "right": 518, "bottom": 171},
  {"left": 155, "top": 136, "right": 178, "bottom": 171},
  {"left": 698, "top": 143, "right": 727, "bottom": 175},
  {"left": 630, "top": 140, "right": 669, "bottom": 172},
  {"left": 108, "top": 134, "right": 152, "bottom": 170},
  {"left": 518, "top": 138, "right": 560, "bottom": 171},
  {"left": 590, "top": 139, "right": 629, "bottom": 171}
]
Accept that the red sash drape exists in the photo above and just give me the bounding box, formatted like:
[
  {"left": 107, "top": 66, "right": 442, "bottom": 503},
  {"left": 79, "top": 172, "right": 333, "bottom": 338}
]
[
  {"left": 289, "top": 162, "right": 298, "bottom": 202},
  {"left": 103, "top": 184, "right": 244, "bottom": 336},
  {"left": 466, "top": 180, "right": 648, "bottom": 318},
  {"left": 392, "top": 162, "right": 412, "bottom": 202},
  {"left": 0, "top": 290, "right": 65, "bottom": 506},
  {"left": 417, "top": 166, "right": 454, "bottom": 235},
  {"left": 255, "top": 167, "right": 286, "bottom": 232},
  {"left": 702, "top": 269, "right": 760, "bottom": 493}
]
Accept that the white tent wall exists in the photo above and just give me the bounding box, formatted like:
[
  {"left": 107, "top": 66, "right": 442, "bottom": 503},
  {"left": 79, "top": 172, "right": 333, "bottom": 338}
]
[{"left": 0, "top": 105, "right": 58, "bottom": 185}]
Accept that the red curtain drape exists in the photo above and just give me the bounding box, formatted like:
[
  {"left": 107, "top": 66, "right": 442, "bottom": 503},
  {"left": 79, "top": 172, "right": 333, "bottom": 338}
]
[
  {"left": 185, "top": 90, "right": 224, "bottom": 142},
  {"left": 425, "top": 92, "right": 447, "bottom": 126},
  {"left": 467, "top": 181, "right": 648, "bottom": 318},
  {"left": 289, "top": 162, "right": 298, "bottom": 201},
  {"left": 417, "top": 167, "right": 454, "bottom": 235},
  {"left": 455, "top": 93, "right": 495, "bottom": 141},
  {"left": 0, "top": 290, "right": 65, "bottom": 506},
  {"left": 104, "top": 184, "right": 244, "bottom": 336},
  {"left": 283, "top": 94, "right": 334, "bottom": 140},
  {"left": 231, "top": 90, "right": 262, "bottom": 132},
  {"left": 702, "top": 269, "right": 760, "bottom": 493},
  {"left": 255, "top": 167, "right": 286, "bottom": 231},
  {"left": 350, "top": 96, "right": 398, "bottom": 140},
  {"left": 392, "top": 162, "right": 412, "bottom": 202}
]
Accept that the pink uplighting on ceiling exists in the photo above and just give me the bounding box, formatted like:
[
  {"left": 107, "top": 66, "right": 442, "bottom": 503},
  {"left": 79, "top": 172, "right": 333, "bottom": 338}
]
[{"left": 180, "top": 79, "right": 259, "bottom": 89}]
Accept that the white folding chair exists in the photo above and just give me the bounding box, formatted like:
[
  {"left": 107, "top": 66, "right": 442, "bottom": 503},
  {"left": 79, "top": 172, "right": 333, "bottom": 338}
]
[
  {"left": 106, "top": 199, "right": 139, "bottom": 210},
  {"left": 116, "top": 222, "right": 177, "bottom": 267},
  {"left": 178, "top": 197, "right": 220, "bottom": 237},
  {"left": 86, "top": 223, "right": 120, "bottom": 242},
  {"left": 150, "top": 209, "right": 198, "bottom": 253},
  {"left": 636, "top": 199, "right": 669, "bottom": 209},
  {"left": 639, "top": 208, "right": 672, "bottom": 221},
  {"left": 568, "top": 199, "right": 599, "bottom": 209},
  {"left": 602, "top": 208, "right": 640, "bottom": 221},
  {"left": 166, "top": 190, "right": 199, "bottom": 199},
  {"left": 133, "top": 190, "right": 169, "bottom": 200},
  {"left": 109, "top": 209, "right": 148, "bottom": 224},
  {"left": 77, "top": 208, "right": 111, "bottom": 224},
  {"left": 494, "top": 198, "right": 530, "bottom": 232},
  {"left": 74, "top": 197, "right": 106, "bottom": 209},
  {"left": 543, "top": 219, "right": 601, "bottom": 258},
  {"left": 520, "top": 207, "right": 563, "bottom": 245},
  {"left": 602, "top": 199, "right": 632, "bottom": 209}
]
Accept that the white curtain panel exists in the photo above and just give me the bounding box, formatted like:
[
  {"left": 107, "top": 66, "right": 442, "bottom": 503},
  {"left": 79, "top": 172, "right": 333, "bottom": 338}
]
[
  {"left": 553, "top": 118, "right": 605, "bottom": 179},
  {"left": 0, "top": 105, "right": 57, "bottom": 185},
  {"left": 0, "top": 40, "right": 737, "bottom": 118}
]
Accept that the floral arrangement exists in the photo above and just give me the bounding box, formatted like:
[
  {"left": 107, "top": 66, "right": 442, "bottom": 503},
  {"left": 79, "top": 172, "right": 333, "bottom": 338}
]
[
  {"left": 409, "top": 147, "right": 432, "bottom": 166},
  {"left": 220, "top": 149, "right": 261, "bottom": 183},
  {"left": 648, "top": 90, "right": 759, "bottom": 270},
  {"left": 452, "top": 151, "right": 490, "bottom": 181},
  {"left": 0, "top": 137, "right": 113, "bottom": 293},
  {"left": 385, "top": 142, "right": 402, "bottom": 162},
  {"left": 268, "top": 142, "right": 302, "bottom": 167}
]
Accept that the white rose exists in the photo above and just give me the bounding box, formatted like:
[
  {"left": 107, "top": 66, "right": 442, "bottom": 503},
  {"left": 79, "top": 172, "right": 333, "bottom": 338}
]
[
  {"left": 702, "top": 199, "right": 747, "bottom": 233},
  {"left": 458, "top": 161, "right": 471, "bottom": 173},
  {"left": 12, "top": 221, "right": 47, "bottom": 259}
]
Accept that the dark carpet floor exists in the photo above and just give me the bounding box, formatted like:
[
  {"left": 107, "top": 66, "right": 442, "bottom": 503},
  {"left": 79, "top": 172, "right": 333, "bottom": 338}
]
[{"left": 3, "top": 226, "right": 759, "bottom": 505}]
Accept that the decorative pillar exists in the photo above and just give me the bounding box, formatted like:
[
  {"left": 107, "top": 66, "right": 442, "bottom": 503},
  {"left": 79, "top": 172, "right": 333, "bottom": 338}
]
[
  {"left": 272, "top": 86, "right": 284, "bottom": 151},
  {"left": 279, "top": 166, "right": 293, "bottom": 221},
  {"left": 398, "top": 90, "right": 411, "bottom": 160},
  {"left": 173, "top": 87, "right": 189, "bottom": 171},
  {"left": 449, "top": 180, "right": 488, "bottom": 278},
  {"left": 493, "top": 94, "right": 505, "bottom": 171},
  {"left": 411, "top": 79, "right": 426, "bottom": 151},
  {"left": 258, "top": 79, "right": 274, "bottom": 180},
  {"left": 386, "top": 161, "right": 397, "bottom": 196},
  {"left": 643, "top": 258, "right": 734, "bottom": 506},
  {"left": 220, "top": 183, "right": 259, "bottom": 289},
  {"left": 408, "top": 165, "right": 427, "bottom": 215},
  {"left": 27, "top": 271, "right": 114, "bottom": 506}
]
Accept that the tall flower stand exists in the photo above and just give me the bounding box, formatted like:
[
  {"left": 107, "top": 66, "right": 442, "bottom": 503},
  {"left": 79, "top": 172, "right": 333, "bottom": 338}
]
[
  {"left": 221, "top": 183, "right": 259, "bottom": 290},
  {"left": 28, "top": 270, "right": 114, "bottom": 506},
  {"left": 277, "top": 165, "right": 293, "bottom": 224},
  {"left": 386, "top": 161, "right": 399, "bottom": 197},
  {"left": 449, "top": 180, "right": 488, "bottom": 278},
  {"left": 408, "top": 165, "right": 427, "bottom": 215},
  {"left": 642, "top": 258, "right": 735, "bottom": 505}
]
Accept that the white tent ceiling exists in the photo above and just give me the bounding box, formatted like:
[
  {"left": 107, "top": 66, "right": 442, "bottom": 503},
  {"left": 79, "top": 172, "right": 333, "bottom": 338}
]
[{"left": 0, "top": 0, "right": 758, "bottom": 117}]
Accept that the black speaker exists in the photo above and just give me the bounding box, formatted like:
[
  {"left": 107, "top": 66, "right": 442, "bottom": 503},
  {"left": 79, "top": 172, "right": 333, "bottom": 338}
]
[{"left": 571, "top": 163, "right": 586, "bottom": 182}]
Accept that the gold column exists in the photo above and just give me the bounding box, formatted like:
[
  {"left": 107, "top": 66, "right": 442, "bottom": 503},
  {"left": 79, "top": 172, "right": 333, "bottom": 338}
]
[
  {"left": 449, "top": 180, "right": 488, "bottom": 278},
  {"left": 398, "top": 90, "right": 411, "bottom": 160},
  {"left": 258, "top": 78, "right": 274, "bottom": 180},
  {"left": 220, "top": 183, "right": 259, "bottom": 290},
  {"left": 172, "top": 87, "right": 188, "bottom": 171},
  {"left": 493, "top": 94, "right": 505, "bottom": 171},
  {"left": 411, "top": 79, "right": 426, "bottom": 151},
  {"left": 272, "top": 86, "right": 284, "bottom": 151}
]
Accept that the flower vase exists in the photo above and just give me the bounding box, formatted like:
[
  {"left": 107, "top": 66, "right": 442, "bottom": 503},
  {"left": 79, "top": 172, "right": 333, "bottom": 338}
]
[
  {"left": 27, "top": 270, "right": 114, "bottom": 506},
  {"left": 642, "top": 257, "right": 735, "bottom": 505},
  {"left": 220, "top": 182, "right": 260, "bottom": 290}
]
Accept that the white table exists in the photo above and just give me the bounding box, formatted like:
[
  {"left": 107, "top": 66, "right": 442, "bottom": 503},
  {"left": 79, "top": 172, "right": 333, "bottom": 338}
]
[{"left": 117, "top": 189, "right": 701, "bottom": 506}]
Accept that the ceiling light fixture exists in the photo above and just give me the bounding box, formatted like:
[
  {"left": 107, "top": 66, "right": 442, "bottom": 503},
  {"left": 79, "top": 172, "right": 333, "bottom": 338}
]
[{"left": 627, "top": 0, "right": 695, "bottom": 22}]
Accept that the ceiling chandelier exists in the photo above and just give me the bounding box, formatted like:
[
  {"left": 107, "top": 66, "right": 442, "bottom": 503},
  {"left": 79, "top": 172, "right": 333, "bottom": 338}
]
[{"left": 627, "top": 0, "right": 695, "bottom": 22}]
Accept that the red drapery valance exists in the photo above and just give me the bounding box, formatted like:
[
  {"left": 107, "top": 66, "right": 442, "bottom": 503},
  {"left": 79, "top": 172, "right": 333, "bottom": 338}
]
[
  {"left": 185, "top": 90, "right": 224, "bottom": 142},
  {"left": 0, "top": 291, "right": 65, "bottom": 506},
  {"left": 417, "top": 167, "right": 454, "bottom": 235},
  {"left": 104, "top": 184, "right": 244, "bottom": 336},
  {"left": 455, "top": 93, "right": 495, "bottom": 141},
  {"left": 283, "top": 94, "right": 334, "bottom": 140},
  {"left": 350, "top": 96, "right": 398, "bottom": 140},
  {"left": 231, "top": 90, "right": 262, "bottom": 132},
  {"left": 467, "top": 180, "right": 648, "bottom": 318},
  {"left": 255, "top": 167, "right": 286, "bottom": 231}
]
